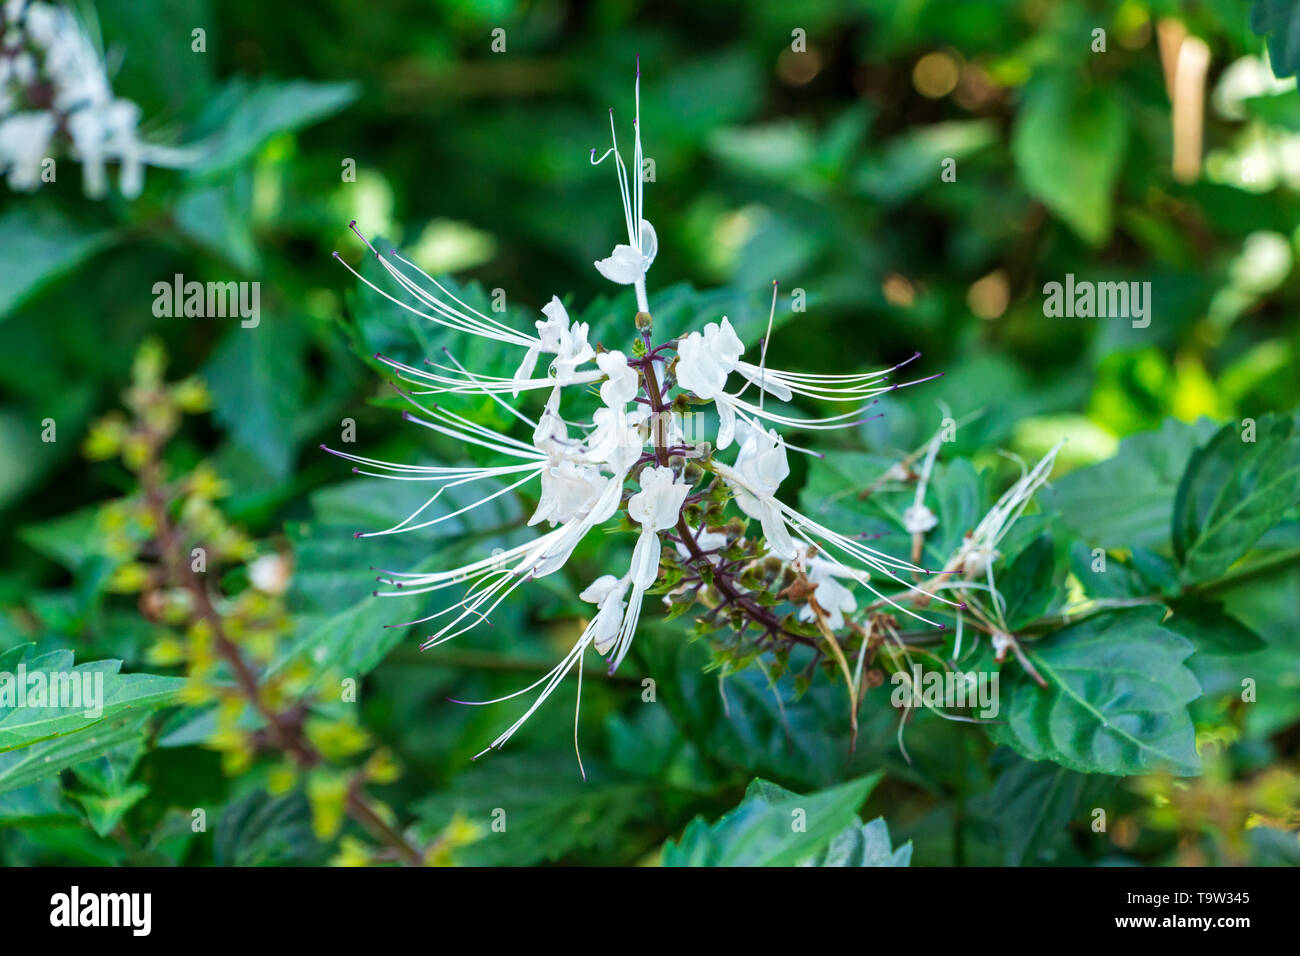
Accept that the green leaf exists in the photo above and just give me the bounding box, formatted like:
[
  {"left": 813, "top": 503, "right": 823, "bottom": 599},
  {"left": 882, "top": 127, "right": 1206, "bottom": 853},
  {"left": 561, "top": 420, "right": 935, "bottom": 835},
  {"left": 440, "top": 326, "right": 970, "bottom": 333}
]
[
  {"left": 661, "top": 772, "right": 882, "bottom": 866},
  {"left": 1043, "top": 418, "right": 1219, "bottom": 551},
  {"left": 277, "top": 475, "right": 526, "bottom": 685},
  {"left": 192, "top": 79, "right": 359, "bottom": 175},
  {"left": 174, "top": 178, "right": 261, "bottom": 273},
  {"left": 645, "top": 636, "right": 872, "bottom": 788},
  {"left": 214, "top": 790, "right": 329, "bottom": 866},
  {"left": 204, "top": 319, "right": 308, "bottom": 480},
  {"left": 973, "top": 750, "right": 1114, "bottom": 866},
  {"left": 0, "top": 209, "right": 115, "bottom": 319},
  {"left": 70, "top": 783, "right": 150, "bottom": 838},
  {"left": 19, "top": 506, "right": 109, "bottom": 572},
  {"left": 0, "top": 646, "right": 185, "bottom": 753},
  {"left": 999, "top": 534, "right": 1062, "bottom": 629},
  {"left": 70, "top": 737, "right": 146, "bottom": 795},
  {"left": 932, "top": 458, "right": 984, "bottom": 560},
  {"left": 0, "top": 710, "right": 156, "bottom": 795},
  {"left": 1012, "top": 73, "right": 1126, "bottom": 245},
  {"left": 0, "top": 779, "right": 77, "bottom": 826},
  {"left": 1252, "top": 0, "right": 1300, "bottom": 79},
  {"left": 278, "top": 578, "right": 431, "bottom": 686},
  {"left": 1172, "top": 414, "right": 1300, "bottom": 584},
  {"left": 1164, "top": 600, "right": 1268, "bottom": 655},
  {"left": 856, "top": 120, "right": 998, "bottom": 204},
  {"left": 413, "top": 752, "right": 660, "bottom": 866},
  {"left": 67, "top": 738, "right": 149, "bottom": 837},
  {"left": 806, "top": 816, "right": 912, "bottom": 867},
  {"left": 990, "top": 609, "right": 1202, "bottom": 776},
  {"left": 1068, "top": 541, "right": 1148, "bottom": 599}
]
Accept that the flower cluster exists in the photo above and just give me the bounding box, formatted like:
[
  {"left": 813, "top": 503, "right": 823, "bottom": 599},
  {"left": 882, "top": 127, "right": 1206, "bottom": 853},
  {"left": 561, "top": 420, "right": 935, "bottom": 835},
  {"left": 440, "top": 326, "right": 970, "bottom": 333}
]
[
  {"left": 0, "top": 0, "right": 191, "bottom": 196},
  {"left": 330, "top": 64, "right": 966, "bottom": 769}
]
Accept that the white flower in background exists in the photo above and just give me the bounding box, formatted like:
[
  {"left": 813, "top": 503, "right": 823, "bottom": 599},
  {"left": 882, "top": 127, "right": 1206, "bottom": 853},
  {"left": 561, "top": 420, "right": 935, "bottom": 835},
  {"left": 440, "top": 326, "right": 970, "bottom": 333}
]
[
  {"left": 673, "top": 527, "right": 727, "bottom": 564},
  {"left": 330, "top": 63, "right": 969, "bottom": 773},
  {"left": 902, "top": 433, "right": 941, "bottom": 535},
  {"left": 0, "top": 110, "right": 54, "bottom": 189},
  {"left": 902, "top": 503, "right": 938, "bottom": 535},
  {"left": 0, "top": 0, "right": 194, "bottom": 197},
  {"left": 248, "top": 552, "right": 291, "bottom": 596}
]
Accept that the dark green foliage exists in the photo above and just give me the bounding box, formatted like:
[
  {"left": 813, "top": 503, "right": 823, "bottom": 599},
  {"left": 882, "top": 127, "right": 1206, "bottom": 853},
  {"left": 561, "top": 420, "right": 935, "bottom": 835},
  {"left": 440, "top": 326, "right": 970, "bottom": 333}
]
[{"left": 0, "top": 0, "right": 1297, "bottom": 868}]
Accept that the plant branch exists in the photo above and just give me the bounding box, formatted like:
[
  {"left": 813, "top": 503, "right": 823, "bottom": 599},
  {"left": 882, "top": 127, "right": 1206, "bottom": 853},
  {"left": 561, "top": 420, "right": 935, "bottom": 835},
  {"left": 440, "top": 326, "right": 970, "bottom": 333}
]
[{"left": 136, "top": 441, "right": 425, "bottom": 866}]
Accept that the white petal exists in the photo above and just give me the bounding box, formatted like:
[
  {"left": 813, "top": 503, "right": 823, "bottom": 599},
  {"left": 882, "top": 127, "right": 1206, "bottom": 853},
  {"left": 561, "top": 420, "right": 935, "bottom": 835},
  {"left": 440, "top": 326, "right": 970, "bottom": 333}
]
[
  {"left": 593, "top": 244, "right": 645, "bottom": 285},
  {"left": 592, "top": 598, "right": 622, "bottom": 654},
  {"left": 716, "top": 317, "right": 744, "bottom": 359},
  {"left": 580, "top": 574, "right": 623, "bottom": 603},
  {"left": 716, "top": 398, "right": 736, "bottom": 450},
  {"left": 902, "top": 503, "right": 938, "bottom": 535},
  {"left": 511, "top": 346, "right": 540, "bottom": 397},
  {"left": 760, "top": 503, "right": 796, "bottom": 560},
  {"left": 638, "top": 219, "right": 657, "bottom": 264},
  {"left": 629, "top": 530, "right": 663, "bottom": 589},
  {"left": 540, "top": 296, "right": 569, "bottom": 326}
]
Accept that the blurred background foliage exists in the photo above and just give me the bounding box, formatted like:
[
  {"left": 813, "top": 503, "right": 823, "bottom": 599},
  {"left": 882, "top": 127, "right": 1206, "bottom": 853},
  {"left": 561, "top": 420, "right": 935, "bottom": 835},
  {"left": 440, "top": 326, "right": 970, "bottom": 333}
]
[{"left": 0, "top": 0, "right": 1298, "bottom": 866}]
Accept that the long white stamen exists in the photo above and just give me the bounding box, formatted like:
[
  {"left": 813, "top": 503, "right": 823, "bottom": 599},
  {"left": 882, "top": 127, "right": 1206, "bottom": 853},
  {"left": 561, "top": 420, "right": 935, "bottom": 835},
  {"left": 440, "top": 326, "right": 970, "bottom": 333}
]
[{"left": 334, "top": 247, "right": 538, "bottom": 349}]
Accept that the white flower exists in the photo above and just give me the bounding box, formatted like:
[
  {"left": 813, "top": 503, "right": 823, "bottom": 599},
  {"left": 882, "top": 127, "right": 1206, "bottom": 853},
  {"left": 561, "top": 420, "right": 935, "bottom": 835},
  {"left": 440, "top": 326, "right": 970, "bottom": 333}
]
[
  {"left": 711, "top": 424, "right": 941, "bottom": 623},
  {"left": 536, "top": 296, "right": 571, "bottom": 351},
  {"left": 959, "top": 544, "right": 998, "bottom": 578},
  {"left": 602, "top": 464, "right": 691, "bottom": 672},
  {"left": 511, "top": 297, "right": 597, "bottom": 395},
  {"left": 530, "top": 459, "right": 607, "bottom": 527},
  {"left": 903, "top": 433, "right": 941, "bottom": 535},
  {"left": 532, "top": 386, "right": 569, "bottom": 453},
  {"left": 0, "top": 2, "right": 195, "bottom": 198},
  {"left": 248, "top": 553, "right": 292, "bottom": 596},
  {"left": 954, "top": 441, "right": 1062, "bottom": 580},
  {"left": 731, "top": 425, "right": 789, "bottom": 499},
  {"left": 550, "top": 305, "right": 595, "bottom": 383},
  {"left": 580, "top": 574, "right": 630, "bottom": 654},
  {"left": 942, "top": 440, "right": 1063, "bottom": 652},
  {"left": 675, "top": 318, "right": 745, "bottom": 399},
  {"left": 594, "top": 219, "right": 658, "bottom": 287},
  {"left": 902, "top": 503, "right": 938, "bottom": 535},
  {"left": 596, "top": 350, "right": 638, "bottom": 407},
  {"left": 629, "top": 464, "right": 688, "bottom": 537},
  {"left": 671, "top": 309, "right": 929, "bottom": 453},
  {"left": 591, "top": 60, "right": 655, "bottom": 312},
  {"left": 798, "top": 557, "right": 858, "bottom": 631},
  {"left": 585, "top": 405, "right": 645, "bottom": 472},
  {"left": 330, "top": 61, "right": 963, "bottom": 773},
  {"left": 0, "top": 111, "right": 56, "bottom": 191},
  {"left": 718, "top": 426, "right": 795, "bottom": 559}
]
